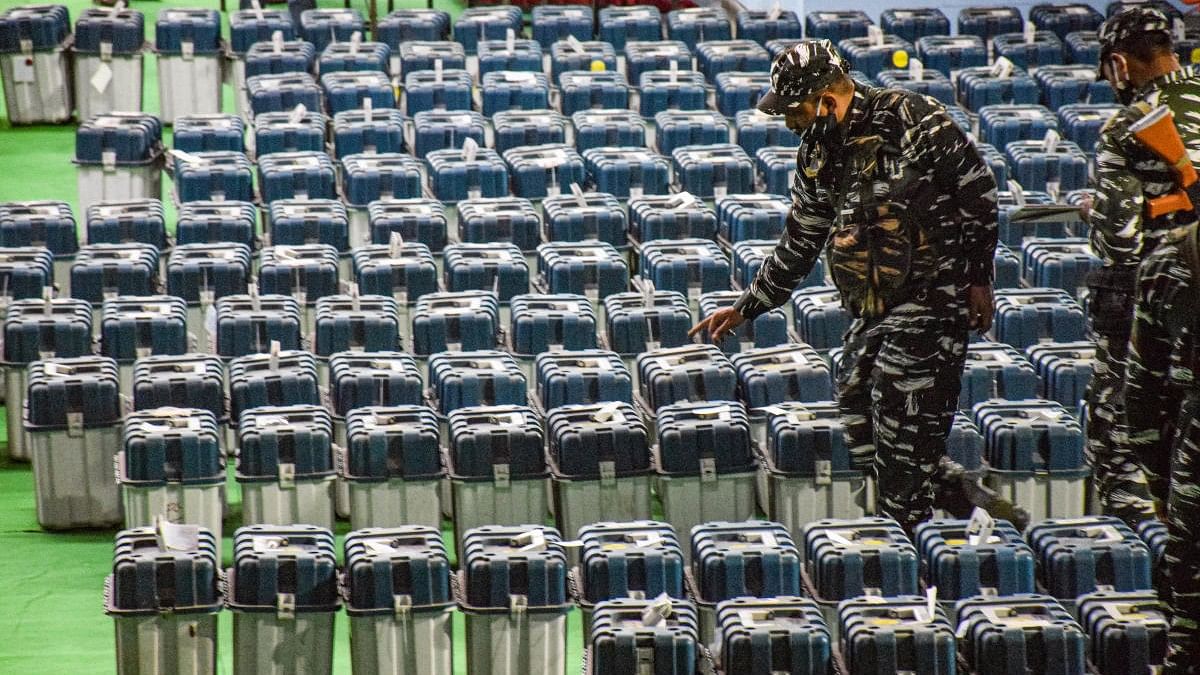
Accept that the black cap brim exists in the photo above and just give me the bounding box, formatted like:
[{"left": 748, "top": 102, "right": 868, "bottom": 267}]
[{"left": 756, "top": 89, "right": 800, "bottom": 115}]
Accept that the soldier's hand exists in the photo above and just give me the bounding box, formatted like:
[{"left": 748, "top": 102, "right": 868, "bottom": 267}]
[
  {"left": 968, "top": 284, "right": 994, "bottom": 333},
  {"left": 1076, "top": 192, "right": 1094, "bottom": 220},
  {"left": 689, "top": 307, "right": 745, "bottom": 343}
]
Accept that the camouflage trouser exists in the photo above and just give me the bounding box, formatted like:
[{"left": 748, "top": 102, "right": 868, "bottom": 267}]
[
  {"left": 836, "top": 317, "right": 969, "bottom": 532},
  {"left": 1085, "top": 329, "right": 1157, "bottom": 527},
  {"left": 1163, "top": 398, "right": 1200, "bottom": 674}
]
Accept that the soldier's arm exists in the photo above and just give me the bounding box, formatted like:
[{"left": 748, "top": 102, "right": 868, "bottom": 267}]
[
  {"left": 904, "top": 97, "right": 999, "bottom": 286},
  {"left": 1089, "top": 121, "right": 1147, "bottom": 267},
  {"left": 734, "top": 156, "right": 833, "bottom": 320},
  {"left": 1125, "top": 246, "right": 1190, "bottom": 502}
]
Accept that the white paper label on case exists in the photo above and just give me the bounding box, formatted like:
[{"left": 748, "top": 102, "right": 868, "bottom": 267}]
[{"left": 91, "top": 62, "right": 113, "bottom": 93}]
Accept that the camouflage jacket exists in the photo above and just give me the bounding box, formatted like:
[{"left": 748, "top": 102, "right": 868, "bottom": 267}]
[
  {"left": 734, "top": 83, "right": 998, "bottom": 322},
  {"left": 1089, "top": 65, "right": 1200, "bottom": 270},
  {"left": 1125, "top": 224, "right": 1199, "bottom": 502}
]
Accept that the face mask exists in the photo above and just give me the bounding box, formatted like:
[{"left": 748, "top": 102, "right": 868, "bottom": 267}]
[
  {"left": 1109, "top": 57, "right": 1137, "bottom": 105},
  {"left": 809, "top": 98, "right": 839, "bottom": 141}
]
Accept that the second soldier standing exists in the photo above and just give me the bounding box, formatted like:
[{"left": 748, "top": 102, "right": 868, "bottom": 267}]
[{"left": 691, "top": 40, "right": 998, "bottom": 535}]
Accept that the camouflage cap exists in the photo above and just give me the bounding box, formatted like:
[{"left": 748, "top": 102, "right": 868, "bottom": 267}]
[
  {"left": 1097, "top": 6, "right": 1173, "bottom": 77},
  {"left": 757, "top": 39, "right": 850, "bottom": 115}
]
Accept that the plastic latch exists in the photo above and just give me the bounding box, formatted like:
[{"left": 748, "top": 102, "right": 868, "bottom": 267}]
[
  {"left": 102, "top": 149, "right": 117, "bottom": 171},
  {"left": 394, "top": 594, "right": 412, "bottom": 617},
  {"left": 433, "top": 58, "right": 443, "bottom": 82},
  {"left": 591, "top": 401, "right": 624, "bottom": 423},
  {"left": 461, "top": 136, "right": 479, "bottom": 163},
  {"left": 268, "top": 340, "right": 281, "bottom": 371},
  {"left": 492, "top": 462, "right": 511, "bottom": 487},
  {"left": 19, "top": 37, "right": 33, "bottom": 55},
  {"left": 510, "top": 595, "right": 527, "bottom": 615},
  {"left": 349, "top": 31, "right": 361, "bottom": 55},
  {"left": 506, "top": 28, "right": 515, "bottom": 53},
  {"left": 250, "top": 0, "right": 264, "bottom": 20},
  {"left": 513, "top": 529, "right": 545, "bottom": 551},
  {"left": 1042, "top": 128, "right": 1060, "bottom": 154},
  {"left": 909, "top": 58, "right": 923, "bottom": 80},
  {"left": 288, "top": 103, "right": 307, "bottom": 125},
  {"left": 279, "top": 462, "right": 295, "bottom": 488},
  {"left": 388, "top": 231, "right": 404, "bottom": 258},
  {"left": 182, "top": 40, "right": 194, "bottom": 60},
  {"left": 814, "top": 459, "right": 833, "bottom": 486},
  {"left": 599, "top": 460, "right": 616, "bottom": 485},
  {"left": 1176, "top": 18, "right": 1188, "bottom": 43},
  {"left": 1007, "top": 179, "right": 1025, "bottom": 207},
  {"left": 566, "top": 35, "right": 584, "bottom": 53},
  {"left": 67, "top": 411, "right": 84, "bottom": 437},
  {"left": 966, "top": 506, "right": 996, "bottom": 546},
  {"left": 990, "top": 56, "right": 1014, "bottom": 79},
  {"left": 700, "top": 457, "right": 717, "bottom": 482},
  {"left": 642, "top": 594, "right": 674, "bottom": 627},
  {"left": 277, "top": 592, "right": 296, "bottom": 620},
  {"left": 1023, "top": 21, "right": 1036, "bottom": 45},
  {"left": 868, "top": 25, "right": 884, "bottom": 47},
  {"left": 767, "top": 1, "right": 783, "bottom": 21},
  {"left": 272, "top": 30, "right": 284, "bottom": 54},
  {"left": 569, "top": 182, "right": 588, "bottom": 208},
  {"left": 669, "top": 59, "right": 678, "bottom": 83}
]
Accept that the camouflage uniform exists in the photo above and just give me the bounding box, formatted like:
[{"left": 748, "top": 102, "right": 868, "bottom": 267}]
[
  {"left": 1125, "top": 224, "right": 1200, "bottom": 673},
  {"left": 735, "top": 82, "right": 999, "bottom": 531},
  {"left": 1086, "top": 64, "right": 1200, "bottom": 526}
]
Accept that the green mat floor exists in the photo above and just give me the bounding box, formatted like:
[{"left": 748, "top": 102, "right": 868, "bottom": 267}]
[{"left": 0, "top": 0, "right": 587, "bottom": 671}]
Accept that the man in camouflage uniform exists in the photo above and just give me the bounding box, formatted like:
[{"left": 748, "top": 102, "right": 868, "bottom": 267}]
[
  {"left": 692, "top": 40, "right": 998, "bottom": 534},
  {"left": 1125, "top": 221, "right": 1200, "bottom": 671},
  {"left": 1086, "top": 7, "right": 1199, "bottom": 527}
]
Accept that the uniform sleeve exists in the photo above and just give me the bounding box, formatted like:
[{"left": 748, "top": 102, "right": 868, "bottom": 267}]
[
  {"left": 902, "top": 98, "right": 999, "bottom": 286},
  {"left": 734, "top": 151, "right": 834, "bottom": 320},
  {"left": 1125, "top": 245, "right": 1191, "bottom": 502},
  {"left": 1088, "top": 121, "right": 1147, "bottom": 268}
]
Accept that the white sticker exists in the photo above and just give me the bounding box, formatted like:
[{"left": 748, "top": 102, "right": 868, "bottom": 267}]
[
  {"left": 90, "top": 62, "right": 113, "bottom": 94},
  {"left": 156, "top": 517, "right": 202, "bottom": 551},
  {"left": 502, "top": 71, "right": 537, "bottom": 83},
  {"left": 12, "top": 56, "right": 34, "bottom": 83}
]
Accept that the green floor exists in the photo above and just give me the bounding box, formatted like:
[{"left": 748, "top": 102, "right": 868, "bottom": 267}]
[{"left": 0, "top": 0, "right": 586, "bottom": 671}]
